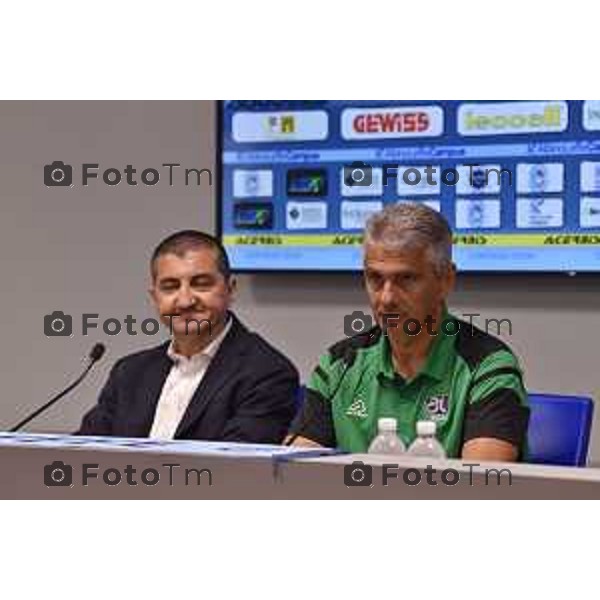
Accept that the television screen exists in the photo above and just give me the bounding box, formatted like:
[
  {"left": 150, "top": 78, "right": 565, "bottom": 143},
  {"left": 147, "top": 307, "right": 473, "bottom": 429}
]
[{"left": 218, "top": 100, "right": 600, "bottom": 273}]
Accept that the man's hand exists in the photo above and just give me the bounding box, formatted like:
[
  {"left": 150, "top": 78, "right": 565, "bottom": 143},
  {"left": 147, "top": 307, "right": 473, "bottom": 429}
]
[
  {"left": 283, "top": 434, "right": 324, "bottom": 448},
  {"left": 462, "top": 437, "right": 519, "bottom": 462}
]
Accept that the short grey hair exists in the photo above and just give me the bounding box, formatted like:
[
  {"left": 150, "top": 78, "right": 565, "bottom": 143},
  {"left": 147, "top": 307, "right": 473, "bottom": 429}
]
[{"left": 364, "top": 203, "right": 453, "bottom": 275}]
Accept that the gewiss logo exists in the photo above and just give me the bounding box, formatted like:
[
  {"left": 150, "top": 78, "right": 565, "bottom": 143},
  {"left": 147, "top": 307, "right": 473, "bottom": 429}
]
[{"left": 341, "top": 105, "right": 444, "bottom": 140}]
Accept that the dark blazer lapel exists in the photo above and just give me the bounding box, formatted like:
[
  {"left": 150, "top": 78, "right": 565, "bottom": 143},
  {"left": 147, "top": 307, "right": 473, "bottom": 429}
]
[
  {"left": 174, "top": 316, "right": 248, "bottom": 438},
  {"left": 133, "top": 345, "right": 173, "bottom": 435}
]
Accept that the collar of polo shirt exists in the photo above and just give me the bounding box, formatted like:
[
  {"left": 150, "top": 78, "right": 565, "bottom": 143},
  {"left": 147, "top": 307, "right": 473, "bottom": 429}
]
[{"left": 378, "top": 307, "right": 456, "bottom": 385}]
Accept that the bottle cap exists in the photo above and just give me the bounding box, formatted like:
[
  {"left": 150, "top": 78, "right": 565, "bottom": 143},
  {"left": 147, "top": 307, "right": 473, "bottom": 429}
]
[
  {"left": 378, "top": 418, "right": 397, "bottom": 432},
  {"left": 416, "top": 421, "right": 436, "bottom": 436}
]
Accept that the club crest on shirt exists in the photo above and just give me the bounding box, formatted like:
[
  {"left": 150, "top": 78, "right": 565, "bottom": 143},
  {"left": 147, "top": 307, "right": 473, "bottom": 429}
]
[
  {"left": 346, "top": 397, "right": 368, "bottom": 420},
  {"left": 425, "top": 394, "right": 449, "bottom": 421}
]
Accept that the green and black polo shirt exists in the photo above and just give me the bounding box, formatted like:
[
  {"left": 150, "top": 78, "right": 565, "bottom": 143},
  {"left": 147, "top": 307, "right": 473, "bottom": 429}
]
[{"left": 290, "top": 312, "right": 529, "bottom": 458}]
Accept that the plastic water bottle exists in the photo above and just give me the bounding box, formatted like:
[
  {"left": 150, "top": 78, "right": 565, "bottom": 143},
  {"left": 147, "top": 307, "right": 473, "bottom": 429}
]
[
  {"left": 368, "top": 418, "right": 406, "bottom": 455},
  {"left": 407, "top": 421, "right": 447, "bottom": 458}
]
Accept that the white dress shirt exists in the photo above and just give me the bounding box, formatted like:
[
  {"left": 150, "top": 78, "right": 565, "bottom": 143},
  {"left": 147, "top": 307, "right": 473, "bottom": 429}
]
[{"left": 149, "top": 318, "right": 233, "bottom": 439}]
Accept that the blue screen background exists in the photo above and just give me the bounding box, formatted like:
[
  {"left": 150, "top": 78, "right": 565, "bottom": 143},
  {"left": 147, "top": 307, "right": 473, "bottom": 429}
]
[{"left": 219, "top": 100, "right": 600, "bottom": 272}]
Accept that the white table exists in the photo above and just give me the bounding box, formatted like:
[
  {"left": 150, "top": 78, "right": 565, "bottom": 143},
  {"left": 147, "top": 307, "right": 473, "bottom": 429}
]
[{"left": 1, "top": 433, "right": 599, "bottom": 499}]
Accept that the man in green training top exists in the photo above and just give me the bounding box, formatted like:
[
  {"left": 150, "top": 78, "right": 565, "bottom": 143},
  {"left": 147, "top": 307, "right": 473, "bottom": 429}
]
[{"left": 286, "top": 203, "right": 529, "bottom": 462}]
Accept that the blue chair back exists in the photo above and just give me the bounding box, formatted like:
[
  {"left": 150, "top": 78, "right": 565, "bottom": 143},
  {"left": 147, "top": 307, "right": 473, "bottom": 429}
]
[{"left": 527, "top": 393, "right": 594, "bottom": 467}]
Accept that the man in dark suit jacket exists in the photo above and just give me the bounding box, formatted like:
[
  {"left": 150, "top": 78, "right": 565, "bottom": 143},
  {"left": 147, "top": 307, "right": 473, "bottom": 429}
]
[{"left": 77, "top": 230, "right": 299, "bottom": 444}]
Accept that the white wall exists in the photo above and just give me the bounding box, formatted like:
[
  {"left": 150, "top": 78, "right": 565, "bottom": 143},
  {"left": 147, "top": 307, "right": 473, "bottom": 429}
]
[{"left": 1, "top": 101, "right": 599, "bottom": 461}]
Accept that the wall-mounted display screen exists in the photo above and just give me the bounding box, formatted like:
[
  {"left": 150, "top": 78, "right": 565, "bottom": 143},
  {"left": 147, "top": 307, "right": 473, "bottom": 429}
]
[{"left": 219, "top": 100, "right": 600, "bottom": 272}]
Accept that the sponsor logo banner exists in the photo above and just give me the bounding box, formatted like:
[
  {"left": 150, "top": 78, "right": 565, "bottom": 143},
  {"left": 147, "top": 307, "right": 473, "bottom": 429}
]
[
  {"left": 341, "top": 106, "right": 444, "bottom": 140},
  {"left": 232, "top": 110, "right": 329, "bottom": 143},
  {"left": 458, "top": 101, "right": 568, "bottom": 136}
]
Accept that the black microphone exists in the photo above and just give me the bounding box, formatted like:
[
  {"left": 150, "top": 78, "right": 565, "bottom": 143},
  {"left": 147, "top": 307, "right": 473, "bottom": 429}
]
[
  {"left": 9, "top": 343, "right": 106, "bottom": 432},
  {"left": 285, "top": 330, "right": 377, "bottom": 446}
]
